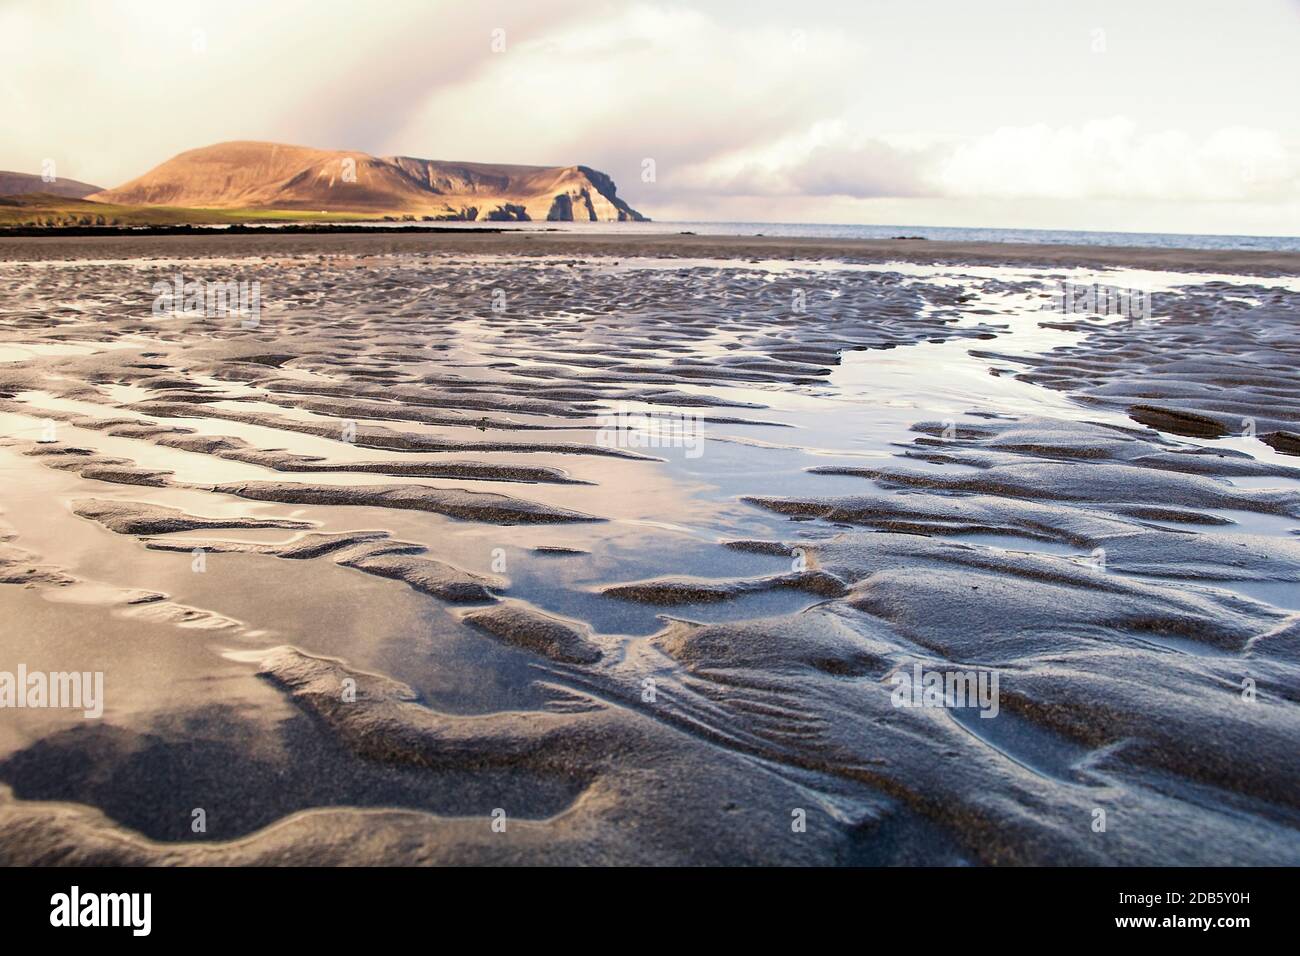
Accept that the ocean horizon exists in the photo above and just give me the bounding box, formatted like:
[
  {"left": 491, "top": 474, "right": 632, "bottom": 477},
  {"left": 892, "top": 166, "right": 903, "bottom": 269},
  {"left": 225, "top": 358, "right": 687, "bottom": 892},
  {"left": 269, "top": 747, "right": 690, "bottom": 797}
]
[
  {"left": 336, "top": 217, "right": 1300, "bottom": 252},
  {"left": 647, "top": 221, "right": 1300, "bottom": 252}
]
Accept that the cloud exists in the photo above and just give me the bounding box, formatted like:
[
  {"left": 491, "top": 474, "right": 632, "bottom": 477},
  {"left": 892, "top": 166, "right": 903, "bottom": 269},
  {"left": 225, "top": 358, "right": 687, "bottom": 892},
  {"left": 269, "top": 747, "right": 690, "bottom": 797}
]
[
  {"left": 936, "top": 118, "right": 1300, "bottom": 202},
  {"left": 670, "top": 130, "right": 936, "bottom": 200},
  {"left": 385, "top": 5, "right": 862, "bottom": 202},
  {"left": 785, "top": 140, "right": 933, "bottom": 199},
  {"left": 663, "top": 118, "right": 1300, "bottom": 209}
]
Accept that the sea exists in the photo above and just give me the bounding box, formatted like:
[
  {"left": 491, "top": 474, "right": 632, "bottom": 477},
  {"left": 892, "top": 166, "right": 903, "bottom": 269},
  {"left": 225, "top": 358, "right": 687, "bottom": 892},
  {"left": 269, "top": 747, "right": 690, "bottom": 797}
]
[{"left": 342, "top": 218, "right": 1300, "bottom": 252}]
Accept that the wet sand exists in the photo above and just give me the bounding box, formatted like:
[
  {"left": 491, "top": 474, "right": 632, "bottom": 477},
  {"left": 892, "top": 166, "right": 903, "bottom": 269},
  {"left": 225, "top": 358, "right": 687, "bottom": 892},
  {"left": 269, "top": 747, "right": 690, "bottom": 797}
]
[{"left": 0, "top": 233, "right": 1297, "bottom": 865}]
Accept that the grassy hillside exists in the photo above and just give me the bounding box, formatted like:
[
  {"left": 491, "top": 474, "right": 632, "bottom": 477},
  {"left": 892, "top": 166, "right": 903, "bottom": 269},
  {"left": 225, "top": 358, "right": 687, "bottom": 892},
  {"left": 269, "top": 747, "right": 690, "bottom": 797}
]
[{"left": 0, "top": 193, "right": 376, "bottom": 227}]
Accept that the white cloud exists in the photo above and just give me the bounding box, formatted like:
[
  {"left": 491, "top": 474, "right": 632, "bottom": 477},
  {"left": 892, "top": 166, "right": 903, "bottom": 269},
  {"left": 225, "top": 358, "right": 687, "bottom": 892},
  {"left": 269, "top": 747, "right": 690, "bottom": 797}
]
[
  {"left": 664, "top": 118, "right": 1299, "bottom": 209},
  {"left": 386, "top": 4, "right": 861, "bottom": 200},
  {"left": 936, "top": 118, "right": 1299, "bottom": 202}
]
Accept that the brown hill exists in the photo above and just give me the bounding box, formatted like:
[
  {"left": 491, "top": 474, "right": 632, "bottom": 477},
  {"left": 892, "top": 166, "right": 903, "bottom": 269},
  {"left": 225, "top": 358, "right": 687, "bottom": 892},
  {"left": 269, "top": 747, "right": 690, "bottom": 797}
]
[
  {"left": 0, "top": 170, "right": 103, "bottom": 200},
  {"left": 91, "top": 141, "right": 646, "bottom": 222}
]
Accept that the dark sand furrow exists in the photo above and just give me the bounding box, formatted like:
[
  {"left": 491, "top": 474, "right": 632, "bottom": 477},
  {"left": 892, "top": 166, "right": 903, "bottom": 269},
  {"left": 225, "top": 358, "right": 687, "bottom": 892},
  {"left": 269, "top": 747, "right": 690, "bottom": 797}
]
[
  {"left": 127, "top": 399, "right": 660, "bottom": 460},
  {"left": 72, "top": 498, "right": 313, "bottom": 536},
  {"left": 210, "top": 480, "right": 601, "bottom": 524},
  {"left": 810, "top": 461, "right": 1300, "bottom": 517}
]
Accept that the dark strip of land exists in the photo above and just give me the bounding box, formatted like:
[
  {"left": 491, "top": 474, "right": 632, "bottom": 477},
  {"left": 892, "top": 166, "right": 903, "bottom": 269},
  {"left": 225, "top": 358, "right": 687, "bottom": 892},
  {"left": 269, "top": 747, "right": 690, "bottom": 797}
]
[{"left": 2, "top": 231, "right": 1297, "bottom": 275}]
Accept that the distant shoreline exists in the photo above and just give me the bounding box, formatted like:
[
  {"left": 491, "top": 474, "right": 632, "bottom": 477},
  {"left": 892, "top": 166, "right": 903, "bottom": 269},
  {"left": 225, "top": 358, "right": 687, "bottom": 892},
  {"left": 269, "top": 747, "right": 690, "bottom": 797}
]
[
  {"left": 3, "top": 230, "right": 1298, "bottom": 276},
  {"left": 0, "top": 222, "right": 512, "bottom": 238},
  {"left": 4, "top": 211, "right": 1297, "bottom": 252}
]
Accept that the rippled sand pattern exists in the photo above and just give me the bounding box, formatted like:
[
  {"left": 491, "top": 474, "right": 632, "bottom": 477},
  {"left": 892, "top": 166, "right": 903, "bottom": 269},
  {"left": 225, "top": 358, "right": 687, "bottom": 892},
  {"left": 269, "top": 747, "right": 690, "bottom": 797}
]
[{"left": 0, "top": 242, "right": 1297, "bottom": 865}]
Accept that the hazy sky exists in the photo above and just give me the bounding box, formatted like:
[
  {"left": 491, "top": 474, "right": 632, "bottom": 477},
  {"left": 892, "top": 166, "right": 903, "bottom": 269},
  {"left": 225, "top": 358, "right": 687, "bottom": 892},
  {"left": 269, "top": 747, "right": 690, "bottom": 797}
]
[{"left": 2, "top": 0, "right": 1297, "bottom": 234}]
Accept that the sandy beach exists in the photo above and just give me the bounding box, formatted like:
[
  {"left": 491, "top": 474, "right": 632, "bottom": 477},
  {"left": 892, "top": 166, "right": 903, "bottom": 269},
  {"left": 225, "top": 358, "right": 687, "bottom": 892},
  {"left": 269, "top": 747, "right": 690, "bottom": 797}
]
[{"left": 0, "top": 232, "right": 1297, "bottom": 865}]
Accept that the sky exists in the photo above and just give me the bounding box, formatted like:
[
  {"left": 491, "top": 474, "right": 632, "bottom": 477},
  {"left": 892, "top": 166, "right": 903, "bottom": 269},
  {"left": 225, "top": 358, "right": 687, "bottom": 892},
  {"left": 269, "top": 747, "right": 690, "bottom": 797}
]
[{"left": 2, "top": 0, "right": 1297, "bottom": 235}]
